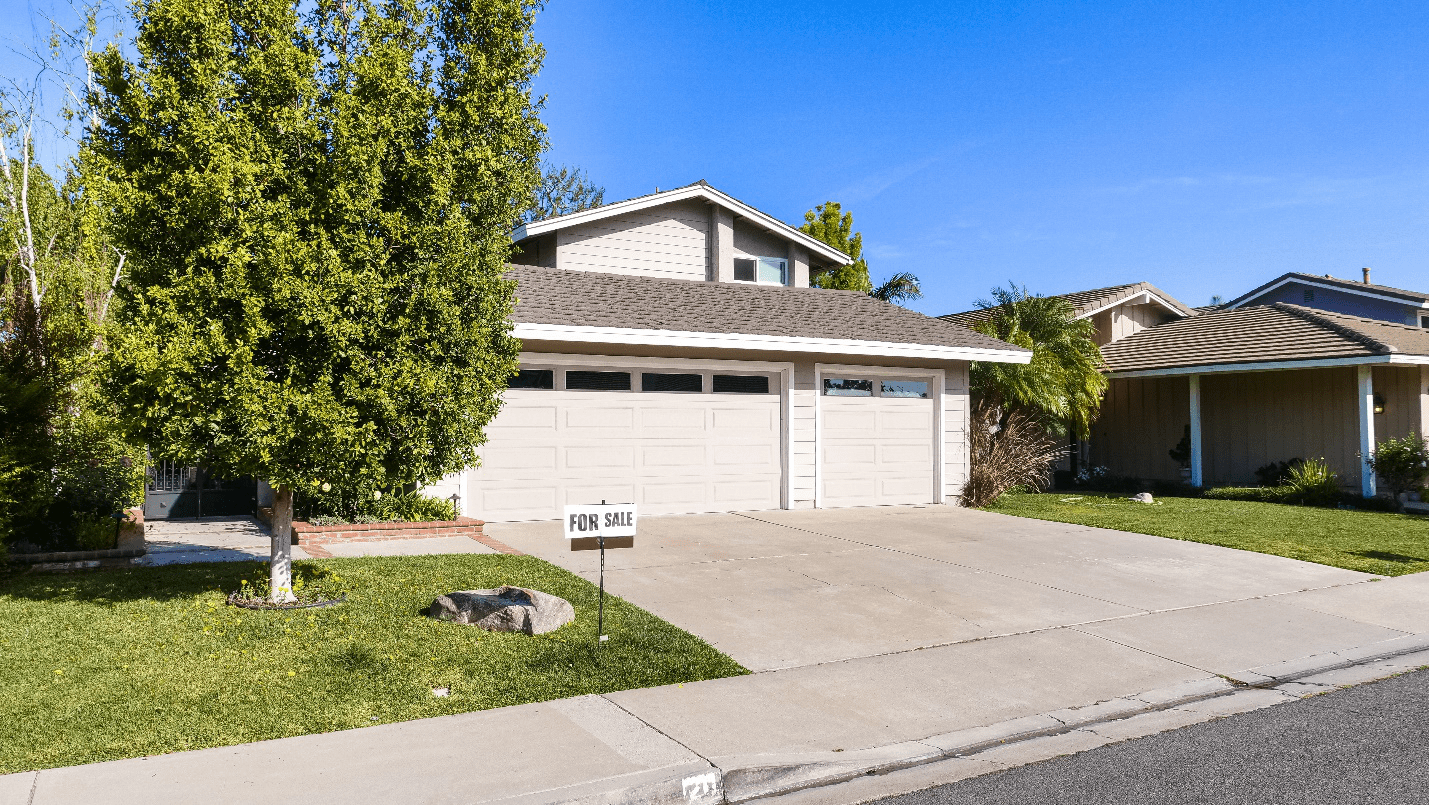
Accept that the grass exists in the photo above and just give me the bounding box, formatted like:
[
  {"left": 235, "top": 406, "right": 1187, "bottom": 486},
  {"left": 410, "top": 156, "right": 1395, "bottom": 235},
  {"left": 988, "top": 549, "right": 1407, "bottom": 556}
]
[
  {"left": 988, "top": 492, "right": 1429, "bottom": 577},
  {"left": 0, "top": 554, "right": 747, "bottom": 774}
]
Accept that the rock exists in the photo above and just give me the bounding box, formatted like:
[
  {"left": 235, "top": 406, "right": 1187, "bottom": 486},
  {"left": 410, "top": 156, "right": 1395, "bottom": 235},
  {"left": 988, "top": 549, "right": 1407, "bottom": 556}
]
[
  {"left": 1130, "top": 492, "right": 1154, "bottom": 504},
  {"left": 429, "top": 586, "right": 575, "bottom": 635}
]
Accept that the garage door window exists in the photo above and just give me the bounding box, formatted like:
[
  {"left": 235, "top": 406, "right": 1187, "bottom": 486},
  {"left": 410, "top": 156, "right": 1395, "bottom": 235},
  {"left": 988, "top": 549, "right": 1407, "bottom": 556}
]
[
  {"left": 713, "top": 374, "right": 770, "bottom": 394},
  {"left": 642, "top": 372, "right": 703, "bottom": 392},
  {"left": 566, "top": 370, "right": 632, "bottom": 391},
  {"left": 880, "top": 380, "right": 928, "bottom": 398},
  {"left": 508, "top": 369, "right": 554, "bottom": 389},
  {"left": 823, "top": 378, "right": 873, "bottom": 396}
]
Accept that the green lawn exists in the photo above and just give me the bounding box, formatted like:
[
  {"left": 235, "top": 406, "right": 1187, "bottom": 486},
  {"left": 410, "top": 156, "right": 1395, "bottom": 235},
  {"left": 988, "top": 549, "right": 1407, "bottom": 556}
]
[
  {"left": 989, "top": 492, "right": 1429, "bottom": 577},
  {"left": 0, "top": 555, "right": 746, "bottom": 774}
]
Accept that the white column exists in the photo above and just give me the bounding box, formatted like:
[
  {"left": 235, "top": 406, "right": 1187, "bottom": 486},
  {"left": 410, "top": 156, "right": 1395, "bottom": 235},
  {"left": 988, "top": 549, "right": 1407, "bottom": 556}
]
[
  {"left": 1188, "top": 374, "right": 1203, "bottom": 487},
  {"left": 1358, "top": 365, "right": 1377, "bottom": 498}
]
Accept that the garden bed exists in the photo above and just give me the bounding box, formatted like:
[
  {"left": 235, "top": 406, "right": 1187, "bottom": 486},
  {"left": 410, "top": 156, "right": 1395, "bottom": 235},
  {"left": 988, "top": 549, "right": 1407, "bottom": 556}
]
[
  {"left": 0, "top": 554, "right": 747, "bottom": 773},
  {"left": 989, "top": 492, "right": 1429, "bottom": 576},
  {"left": 291, "top": 517, "right": 518, "bottom": 557}
]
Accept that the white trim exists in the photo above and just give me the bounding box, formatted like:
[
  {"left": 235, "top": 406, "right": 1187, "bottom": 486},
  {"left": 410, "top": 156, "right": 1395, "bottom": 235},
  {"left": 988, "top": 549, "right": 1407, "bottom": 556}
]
[
  {"left": 780, "top": 365, "right": 794, "bottom": 510},
  {"left": 1358, "top": 365, "right": 1377, "bottom": 498},
  {"left": 813, "top": 363, "right": 947, "bottom": 508},
  {"left": 518, "top": 351, "right": 796, "bottom": 373},
  {"left": 513, "top": 323, "right": 1033, "bottom": 363},
  {"left": 1188, "top": 374, "right": 1203, "bottom": 488},
  {"left": 1106, "top": 354, "right": 1429, "bottom": 378},
  {"left": 512, "top": 184, "right": 853, "bottom": 266},
  {"left": 1076, "top": 290, "right": 1189, "bottom": 321},
  {"left": 1226, "top": 276, "right": 1429, "bottom": 311}
]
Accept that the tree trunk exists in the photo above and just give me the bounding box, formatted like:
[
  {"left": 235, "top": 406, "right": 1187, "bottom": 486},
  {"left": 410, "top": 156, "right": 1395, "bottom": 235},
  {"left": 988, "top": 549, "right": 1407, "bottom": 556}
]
[{"left": 269, "top": 485, "right": 297, "bottom": 603}]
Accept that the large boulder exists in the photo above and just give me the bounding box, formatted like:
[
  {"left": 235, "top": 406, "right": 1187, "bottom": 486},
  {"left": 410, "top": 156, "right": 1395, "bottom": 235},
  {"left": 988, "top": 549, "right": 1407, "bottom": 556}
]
[{"left": 429, "top": 586, "right": 575, "bottom": 635}]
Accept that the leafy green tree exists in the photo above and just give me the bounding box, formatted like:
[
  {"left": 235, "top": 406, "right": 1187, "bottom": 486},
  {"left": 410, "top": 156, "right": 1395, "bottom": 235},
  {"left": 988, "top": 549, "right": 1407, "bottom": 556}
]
[
  {"left": 523, "top": 164, "right": 604, "bottom": 223},
  {"left": 799, "top": 200, "right": 922, "bottom": 305},
  {"left": 86, "top": 0, "right": 546, "bottom": 599},
  {"left": 968, "top": 283, "right": 1107, "bottom": 441}
]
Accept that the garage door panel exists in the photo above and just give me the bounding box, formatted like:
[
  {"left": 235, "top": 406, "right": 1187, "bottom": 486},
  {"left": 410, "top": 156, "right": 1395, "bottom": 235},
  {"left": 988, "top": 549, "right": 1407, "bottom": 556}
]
[
  {"left": 713, "top": 443, "right": 778, "bottom": 466},
  {"left": 712, "top": 406, "right": 778, "bottom": 432},
  {"left": 481, "top": 446, "right": 558, "bottom": 471},
  {"left": 879, "top": 411, "right": 934, "bottom": 432},
  {"left": 824, "top": 410, "right": 876, "bottom": 431},
  {"left": 564, "top": 406, "right": 635, "bottom": 431},
  {"left": 563, "top": 484, "right": 639, "bottom": 506},
  {"left": 881, "top": 444, "right": 932, "bottom": 464},
  {"left": 640, "top": 444, "right": 707, "bottom": 467},
  {"left": 713, "top": 479, "right": 779, "bottom": 503},
  {"left": 490, "top": 405, "right": 558, "bottom": 431},
  {"left": 477, "top": 485, "right": 558, "bottom": 519},
  {"left": 640, "top": 482, "right": 708, "bottom": 505},
  {"left": 824, "top": 444, "right": 877, "bottom": 465},
  {"left": 564, "top": 446, "right": 636, "bottom": 468},
  {"left": 640, "top": 407, "right": 707, "bottom": 430}
]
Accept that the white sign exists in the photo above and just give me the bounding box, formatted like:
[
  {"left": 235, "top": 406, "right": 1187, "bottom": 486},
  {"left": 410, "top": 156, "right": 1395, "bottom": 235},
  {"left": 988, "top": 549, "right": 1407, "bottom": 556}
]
[{"left": 563, "top": 503, "right": 638, "bottom": 539}]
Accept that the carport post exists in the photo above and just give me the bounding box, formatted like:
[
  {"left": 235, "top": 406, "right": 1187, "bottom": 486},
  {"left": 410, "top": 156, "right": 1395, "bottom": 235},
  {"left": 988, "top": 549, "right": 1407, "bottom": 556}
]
[
  {"left": 1358, "top": 365, "right": 1377, "bottom": 498},
  {"left": 1188, "top": 374, "right": 1203, "bottom": 487}
]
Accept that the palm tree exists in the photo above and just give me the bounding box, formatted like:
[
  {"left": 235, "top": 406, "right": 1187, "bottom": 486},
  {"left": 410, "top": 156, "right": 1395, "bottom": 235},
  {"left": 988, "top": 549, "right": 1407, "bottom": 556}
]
[{"left": 870, "top": 272, "right": 922, "bottom": 304}]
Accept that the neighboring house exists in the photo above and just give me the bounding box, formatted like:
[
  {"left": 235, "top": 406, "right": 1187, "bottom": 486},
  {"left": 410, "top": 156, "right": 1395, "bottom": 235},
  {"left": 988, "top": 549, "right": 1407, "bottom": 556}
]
[
  {"left": 1092, "top": 304, "right": 1429, "bottom": 496},
  {"left": 940, "top": 282, "right": 1195, "bottom": 475},
  {"left": 1225, "top": 269, "right": 1429, "bottom": 329},
  {"left": 421, "top": 182, "right": 1031, "bottom": 522}
]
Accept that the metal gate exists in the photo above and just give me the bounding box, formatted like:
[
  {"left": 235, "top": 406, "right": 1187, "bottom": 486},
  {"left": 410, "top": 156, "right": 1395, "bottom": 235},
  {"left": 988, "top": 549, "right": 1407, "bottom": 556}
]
[{"left": 144, "top": 461, "right": 257, "bottom": 519}]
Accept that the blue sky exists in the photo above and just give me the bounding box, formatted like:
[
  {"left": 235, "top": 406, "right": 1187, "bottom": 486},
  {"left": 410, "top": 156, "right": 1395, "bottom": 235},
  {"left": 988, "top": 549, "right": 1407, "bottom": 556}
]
[{"left": 6, "top": 1, "right": 1429, "bottom": 316}]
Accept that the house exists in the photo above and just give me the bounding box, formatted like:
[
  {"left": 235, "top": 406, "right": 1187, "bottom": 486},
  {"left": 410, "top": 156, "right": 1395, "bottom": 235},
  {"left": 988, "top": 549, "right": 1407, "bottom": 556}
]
[
  {"left": 940, "top": 282, "right": 1195, "bottom": 475},
  {"left": 421, "top": 182, "right": 1031, "bottom": 522},
  {"left": 1092, "top": 303, "right": 1429, "bottom": 496},
  {"left": 1224, "top": 269, "right": 1429, "bottom": 329}
]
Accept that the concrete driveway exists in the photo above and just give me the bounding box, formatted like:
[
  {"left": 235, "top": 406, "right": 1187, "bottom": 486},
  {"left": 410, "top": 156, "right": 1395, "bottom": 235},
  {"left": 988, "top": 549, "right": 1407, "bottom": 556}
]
[{"left": 489, "top": 505, "right": 1385, "bottom": 672}]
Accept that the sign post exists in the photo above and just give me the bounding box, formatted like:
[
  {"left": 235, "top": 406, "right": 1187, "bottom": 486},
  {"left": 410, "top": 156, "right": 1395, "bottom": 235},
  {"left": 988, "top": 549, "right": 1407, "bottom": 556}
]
[{"left": 563, "top": 501, "right": 637, "bottom": 645}]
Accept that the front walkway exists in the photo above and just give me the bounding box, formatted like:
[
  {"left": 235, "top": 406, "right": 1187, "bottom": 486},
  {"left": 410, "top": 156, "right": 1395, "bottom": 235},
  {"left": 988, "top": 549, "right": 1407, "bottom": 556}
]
[{"left": 137, "top": 516, "right": 496, "bottom": 565}]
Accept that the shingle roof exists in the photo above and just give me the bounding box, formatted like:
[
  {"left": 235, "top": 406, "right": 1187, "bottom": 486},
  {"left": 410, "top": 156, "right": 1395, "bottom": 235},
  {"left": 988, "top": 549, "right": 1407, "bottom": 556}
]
[
  {"left": 939, "top": 281, "right": 1194, "bottom": 327},
  {"left": 1101, "top": 303, "right": 1429, "bottom": 373},
  {"left": 508, "top": 265, "right": 1029, "bottom": 354},
  {"left": 1227, "top": 272, "right": 1429, "bottom": 308}
]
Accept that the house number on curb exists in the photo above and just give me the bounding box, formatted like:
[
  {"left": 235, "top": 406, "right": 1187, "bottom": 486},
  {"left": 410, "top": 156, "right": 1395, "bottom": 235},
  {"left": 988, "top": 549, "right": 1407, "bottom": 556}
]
[
  {"left": 682, "top": 772, "right": 720, "bottom": 801},
  {"left": 564, "top": 502, "right": 637, "bottom": 646}
]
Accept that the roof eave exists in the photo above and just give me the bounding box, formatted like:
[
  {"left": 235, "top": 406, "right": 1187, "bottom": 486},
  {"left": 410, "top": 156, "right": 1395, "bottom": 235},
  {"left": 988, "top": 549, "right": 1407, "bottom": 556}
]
[
  {"left": 511, "top": 322, "right": 1033, "bottom": 364},
  {"left": 1104, "top": 353, "right": 1429, "bottom": 378}
]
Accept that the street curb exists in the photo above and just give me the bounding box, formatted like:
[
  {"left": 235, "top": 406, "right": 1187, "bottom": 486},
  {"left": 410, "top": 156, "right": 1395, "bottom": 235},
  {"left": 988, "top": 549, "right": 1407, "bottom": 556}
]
[{"left": 718, "top": 634, "right": 1429, "bottom": 803}]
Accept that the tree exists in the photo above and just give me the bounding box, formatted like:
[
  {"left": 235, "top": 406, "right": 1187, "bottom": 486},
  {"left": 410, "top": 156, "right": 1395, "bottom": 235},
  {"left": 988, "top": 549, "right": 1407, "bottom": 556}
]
[
  {"left": 523, "top": 164, "right": 604, "bottom": 223},
  {"left": 85, "top": 0, "right": 546, "bottom": 600},
  {"left": 799, "top": 200, "right": 921, "bottom": 305},
  {"left": 960, "top": 284, "right": 1106, "bottom": 507}
]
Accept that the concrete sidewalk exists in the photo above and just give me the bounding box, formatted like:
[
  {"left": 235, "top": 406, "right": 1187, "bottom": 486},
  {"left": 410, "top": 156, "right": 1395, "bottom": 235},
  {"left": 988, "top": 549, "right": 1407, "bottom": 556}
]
[{"left": 6, "top": 507, "right": 1429, "bottom": 804}]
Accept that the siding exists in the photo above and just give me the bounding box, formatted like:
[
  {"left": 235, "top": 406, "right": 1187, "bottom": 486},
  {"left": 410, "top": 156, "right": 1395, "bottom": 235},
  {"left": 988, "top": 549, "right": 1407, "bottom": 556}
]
[
  {"left": 733, "top": 220, "right": 791, "bottom": 282},
  {"left": 790, "top": 361, "right": 818, "bottom": 508},
  {"left": 556, "top": 199, "right": 710, "bottom": 280},
  {"left": 1250, "top": 282, "right": 1419, "bottom": 326},
  {"left": 943, "top": 364, "right": 970, "bottom": 501},
  {"left": 1090, "top": 302, "right": 1174, "bottom": 346},
  {"left": 1089, "top": 376, "right": 1189, "bottom": 481},
  {"left": 1372, "top": 366, "right": 1425, "bottom": 443}
]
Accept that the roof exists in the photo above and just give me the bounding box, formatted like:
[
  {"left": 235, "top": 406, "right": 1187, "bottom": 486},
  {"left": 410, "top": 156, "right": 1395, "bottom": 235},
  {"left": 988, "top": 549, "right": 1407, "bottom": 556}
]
[
  {"left": 1225, "top": 272, "right": 1429, "bottom": 310},
  {"left": 1101, "top": 303, "right": 1429, "bottom": 376},
  {"left": 939, "top": 281, "right": 1195, "bottom": 327},
  {"left": 508, "top": 265, "right": 1031, "bottom": 363},
  {"left": 510, "top": 181, "right": 853, "bottom": 267}
]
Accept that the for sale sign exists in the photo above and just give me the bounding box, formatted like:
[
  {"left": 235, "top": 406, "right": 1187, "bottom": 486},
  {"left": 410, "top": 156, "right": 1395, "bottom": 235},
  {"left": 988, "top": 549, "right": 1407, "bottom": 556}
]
[{"left": 564, "top": 503, "right": 636, "bottom": 551}]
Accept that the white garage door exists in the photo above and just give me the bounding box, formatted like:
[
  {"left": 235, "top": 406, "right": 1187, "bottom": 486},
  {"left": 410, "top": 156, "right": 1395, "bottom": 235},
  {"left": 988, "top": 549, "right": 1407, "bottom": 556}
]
[
  {"left": 820, "top": 376, "right": 936, "bottom": 507},
  {"left": 469, "top": 366, "right": 783, "bottom": 521}
]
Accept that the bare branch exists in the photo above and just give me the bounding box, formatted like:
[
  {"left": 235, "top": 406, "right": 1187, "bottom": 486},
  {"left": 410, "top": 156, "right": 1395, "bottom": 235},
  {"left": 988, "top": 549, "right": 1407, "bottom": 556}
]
[{"left": 98, "top": 246, "right": 125, "bottom": 323}]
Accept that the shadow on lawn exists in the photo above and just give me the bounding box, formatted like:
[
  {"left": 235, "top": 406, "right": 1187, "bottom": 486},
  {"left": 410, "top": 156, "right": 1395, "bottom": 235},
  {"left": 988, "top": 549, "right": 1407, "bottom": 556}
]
[
  {"left": 1349, "top": 550, "right": 1429, "bottom": 565},
  {"left": 0, "top": 561, "right": 274, "bottom": 604}
]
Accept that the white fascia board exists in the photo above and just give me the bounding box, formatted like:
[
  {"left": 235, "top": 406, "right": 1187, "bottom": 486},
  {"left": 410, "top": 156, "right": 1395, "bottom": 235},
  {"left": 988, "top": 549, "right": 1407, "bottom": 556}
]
[
  {"left": 1075, "top": 290, "right": 1191, "bottom": 321},
  {"left": 1226, "top": 276, "right": 1429, "bottom": 310},
  {"left": 1106, "top": 354, "right": 1415, "bottom": 378},
  {"left": 511, "top": 185, "right": 853, "bottom": 266},
  {"left": 511, "top": 322, "right": 1033, "bottom": 364}
]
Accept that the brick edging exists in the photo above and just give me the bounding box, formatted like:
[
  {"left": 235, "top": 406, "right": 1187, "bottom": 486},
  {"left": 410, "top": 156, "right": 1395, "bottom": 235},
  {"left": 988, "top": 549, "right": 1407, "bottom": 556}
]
[{"left": 289, "top": 516, "right": 523, "bottom": 557}]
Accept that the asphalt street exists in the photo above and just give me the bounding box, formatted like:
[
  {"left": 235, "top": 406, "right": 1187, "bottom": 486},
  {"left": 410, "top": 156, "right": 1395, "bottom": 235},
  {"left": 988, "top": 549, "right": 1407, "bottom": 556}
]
[{"left": 880, "top": 667, "right": 1429, "bottom": 805}]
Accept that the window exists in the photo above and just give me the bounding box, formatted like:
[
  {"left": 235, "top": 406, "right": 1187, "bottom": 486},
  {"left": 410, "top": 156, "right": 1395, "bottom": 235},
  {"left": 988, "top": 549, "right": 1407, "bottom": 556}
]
[
  {"left": 823, "top": 378, "right": 873, "bottom": 396},
  {"left": 1421, "top": 315, "right": 1428, "bottom": 329},
  {"left": 642, "top": 372, "right": 702, "bottom": 393},
  {"left": 566, "top": 370, "right": 631, "bottom": 391},
  {"left": 1303, "top": 289, "right": 1315, "bottom": 303},
  {"left": 713, "top": 374, "right": 770, "bottom": 394},
  {"left": 508, "top": 369, "right": 554, "bottom": 389},
  {"left": 733, "top": 256, "right": 787, "bottom": 285},
  {"left": 881, "top": 380, "right": 929, "bottom": 398}
]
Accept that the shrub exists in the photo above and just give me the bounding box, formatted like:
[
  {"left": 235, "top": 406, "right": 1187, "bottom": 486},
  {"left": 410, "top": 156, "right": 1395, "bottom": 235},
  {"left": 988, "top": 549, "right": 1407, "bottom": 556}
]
[
  {"left": 296, "top": 482, "right": 458, "bottom": 525},
  {"left": 1365, "top": 433, "right": 1429, "bottom": 500},
  {"left": 1254, "top": 458, "right": 1304, "bottom": 487},
  {"left": 962, "top": 405, "right": 1068, "bottom": 508},
  {"left": 1284, "top": 458, "right": 1341, "bottom": 506}
]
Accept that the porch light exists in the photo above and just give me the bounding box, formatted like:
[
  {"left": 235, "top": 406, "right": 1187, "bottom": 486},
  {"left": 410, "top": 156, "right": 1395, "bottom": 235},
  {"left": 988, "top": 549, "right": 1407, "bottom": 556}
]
[{"left": 1373, "top": 393, "right": 1386, "bottom": 415}]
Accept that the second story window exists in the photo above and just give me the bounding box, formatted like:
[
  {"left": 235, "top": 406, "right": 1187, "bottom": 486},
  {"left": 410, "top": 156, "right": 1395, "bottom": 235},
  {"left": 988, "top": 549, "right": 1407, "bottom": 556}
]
[{"left": 734, "top": 257, "right": 787, "bottom": 285}]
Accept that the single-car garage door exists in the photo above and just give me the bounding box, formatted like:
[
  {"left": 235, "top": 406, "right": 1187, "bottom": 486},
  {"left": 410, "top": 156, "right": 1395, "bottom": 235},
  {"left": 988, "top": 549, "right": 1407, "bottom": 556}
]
[
  {"left": 820, "top": 375, "right": 936, "bottom": 507},
  {"left": 468, "top": 365, "right": 783, "bottom": 521}
]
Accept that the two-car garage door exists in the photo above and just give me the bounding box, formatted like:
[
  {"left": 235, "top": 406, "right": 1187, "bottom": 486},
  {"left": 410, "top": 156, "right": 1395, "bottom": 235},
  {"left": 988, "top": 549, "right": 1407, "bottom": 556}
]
[{"left": 468, "top": 365, "right": 783, "bottom": 521}]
